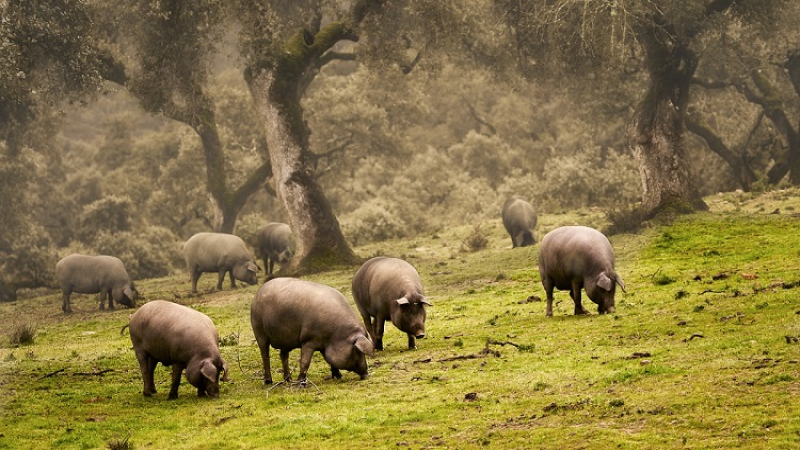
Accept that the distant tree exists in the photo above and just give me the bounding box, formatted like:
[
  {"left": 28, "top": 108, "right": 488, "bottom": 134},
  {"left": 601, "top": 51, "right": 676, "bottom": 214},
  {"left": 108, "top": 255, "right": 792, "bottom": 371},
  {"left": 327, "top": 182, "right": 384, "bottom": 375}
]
[
  {"left": 491, "top": 0, "right": 790, "bottom": 218},
  {"left": 0, "top": 0, "right": 114, "bottom": 300},
  {"left": 100, "top": 0, "right": 272, "bottom": 234},
  {"left": 688, "top": 0, "right": 800, "bottom": 188}
]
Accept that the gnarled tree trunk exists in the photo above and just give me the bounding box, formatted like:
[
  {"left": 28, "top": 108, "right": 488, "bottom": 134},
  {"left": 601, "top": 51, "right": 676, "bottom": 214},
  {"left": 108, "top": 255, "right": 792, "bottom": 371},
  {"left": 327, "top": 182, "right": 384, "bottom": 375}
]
[
  {"left": 245, "top": 29, "right": 359, "bottom": 274},
  {"left": 628, "top": 25, "right": 708, "bottom": 217}
]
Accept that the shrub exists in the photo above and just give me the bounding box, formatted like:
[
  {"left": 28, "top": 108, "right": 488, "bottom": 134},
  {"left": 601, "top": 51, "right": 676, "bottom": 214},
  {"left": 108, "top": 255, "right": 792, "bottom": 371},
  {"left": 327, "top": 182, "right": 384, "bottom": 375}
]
[
  {"left": 462, "top": 224, "right": 489, "bottom": 252},
  {"left": 340, "top": 198, "right": 409, "bottom": 246},
  {"left": 9, "top": 323, "right": 37, "bottom": 346},
  {"left": 77, "top": 196, "right": 135, "bottom": 243},
  {"left": 91, "top": 226, "right": 183, "bottom": 279}
]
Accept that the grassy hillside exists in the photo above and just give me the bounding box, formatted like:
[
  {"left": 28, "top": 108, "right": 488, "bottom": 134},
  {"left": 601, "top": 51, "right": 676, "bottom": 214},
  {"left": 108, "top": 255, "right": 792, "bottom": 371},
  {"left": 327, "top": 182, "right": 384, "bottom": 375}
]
[{"left": 2, "top": 189, "right": 800, "bottom": 449}]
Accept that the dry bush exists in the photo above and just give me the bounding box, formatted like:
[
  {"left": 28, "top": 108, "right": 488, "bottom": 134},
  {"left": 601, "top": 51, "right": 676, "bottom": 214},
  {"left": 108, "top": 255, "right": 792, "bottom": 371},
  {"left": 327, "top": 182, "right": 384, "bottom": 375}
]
[{"left": 9, "top": 323, "right": 37, "bottom": 346}]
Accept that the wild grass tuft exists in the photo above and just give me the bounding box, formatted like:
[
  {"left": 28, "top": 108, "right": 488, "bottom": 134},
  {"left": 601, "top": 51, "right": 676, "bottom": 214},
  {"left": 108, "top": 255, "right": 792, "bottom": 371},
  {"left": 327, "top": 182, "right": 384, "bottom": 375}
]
[
  {"left": 9, "top": 322, "right": 37, "bottom": 346},
  {"left": 461, "top": 224, "right": 489, "bottom": 252},
  {"left": 107, "top": 432, "right": 133, "bottom": 450}
]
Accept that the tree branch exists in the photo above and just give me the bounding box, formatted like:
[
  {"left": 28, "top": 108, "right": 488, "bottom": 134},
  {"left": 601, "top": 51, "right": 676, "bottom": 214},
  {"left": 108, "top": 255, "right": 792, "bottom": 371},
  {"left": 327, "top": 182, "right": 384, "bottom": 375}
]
[{"left": 464, "top": 98, "right": 497, "bottom": 136}]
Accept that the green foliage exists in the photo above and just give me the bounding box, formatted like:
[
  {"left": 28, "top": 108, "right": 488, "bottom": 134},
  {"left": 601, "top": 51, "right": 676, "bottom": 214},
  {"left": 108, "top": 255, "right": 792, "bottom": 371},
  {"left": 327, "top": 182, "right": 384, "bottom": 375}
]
[
  {"left": 341, "top": 198, "right": 409, "bottom": 246},
  {"left": 536, "top": 147, "right": 640, "bottom": 211},
  {"left": 77, "top": 196, "right": 136, "bottom": 244},
  {"left": 91, "top": 227, "right": 183, "bottom": 280}
]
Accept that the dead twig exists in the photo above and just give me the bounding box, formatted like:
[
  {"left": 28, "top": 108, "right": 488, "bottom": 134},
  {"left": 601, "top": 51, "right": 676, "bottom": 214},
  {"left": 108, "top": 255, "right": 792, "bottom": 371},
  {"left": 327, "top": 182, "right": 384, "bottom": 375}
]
[
  {"left": 40, "top": 368, "right": 66, "bottom": 379},
  {"left": 74, "top": 369, "right": 113, "bottom": 376}
]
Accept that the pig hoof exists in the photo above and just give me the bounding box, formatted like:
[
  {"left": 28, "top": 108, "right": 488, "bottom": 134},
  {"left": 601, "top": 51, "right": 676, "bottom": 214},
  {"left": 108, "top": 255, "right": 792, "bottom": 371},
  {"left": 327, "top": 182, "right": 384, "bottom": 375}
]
[{"left": 264, "top": 379, "right": 273, "bottom": 385}]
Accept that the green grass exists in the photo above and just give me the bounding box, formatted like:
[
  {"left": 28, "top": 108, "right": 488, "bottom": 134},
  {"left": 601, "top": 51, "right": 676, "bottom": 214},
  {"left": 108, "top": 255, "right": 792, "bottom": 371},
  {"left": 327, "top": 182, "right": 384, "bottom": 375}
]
[{"left": 3, "top": 189, "right": 800, "bottom": 449}]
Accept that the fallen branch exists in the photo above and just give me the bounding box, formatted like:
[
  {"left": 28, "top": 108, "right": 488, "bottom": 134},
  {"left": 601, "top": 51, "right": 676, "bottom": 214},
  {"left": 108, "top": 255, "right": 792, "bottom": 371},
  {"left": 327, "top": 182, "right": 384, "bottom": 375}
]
[
  {"left": 73, "top": 369, "right": 113, "bottom": 376},
  {"left": 40, "top": 368, "right": 66, "bottom": 379}
]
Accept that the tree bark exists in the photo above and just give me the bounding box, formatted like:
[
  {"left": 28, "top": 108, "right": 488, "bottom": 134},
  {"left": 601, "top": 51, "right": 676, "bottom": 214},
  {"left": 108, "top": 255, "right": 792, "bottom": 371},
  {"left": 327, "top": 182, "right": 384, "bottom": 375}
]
[
  {"left": 628, "top": 24, "right": 708, "bottom": 217},
  {"left": 245, "top": 28, "right": 360, "bottom": 274}
]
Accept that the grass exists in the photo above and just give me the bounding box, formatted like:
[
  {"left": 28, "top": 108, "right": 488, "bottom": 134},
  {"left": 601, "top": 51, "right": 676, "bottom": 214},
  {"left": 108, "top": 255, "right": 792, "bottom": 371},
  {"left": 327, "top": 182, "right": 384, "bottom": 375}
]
[{"left": 2, "top": 189, "right": 800, "bottom": 449}]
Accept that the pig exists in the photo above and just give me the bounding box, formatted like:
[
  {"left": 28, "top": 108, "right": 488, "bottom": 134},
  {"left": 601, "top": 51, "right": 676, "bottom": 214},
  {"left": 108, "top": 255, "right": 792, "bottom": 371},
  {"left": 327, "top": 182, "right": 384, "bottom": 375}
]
[
  {"left": 183, "top": 232, "right": 259, "bottom": 293},
  {"left": 502, "top": 196, "right": 538, "bottom": 248},
  {"left": 55, "top": 254, "right": 137, "bottom": 314},
  {"left": 538, "top": 226, "right": 626, "bottom": 317},
  {"left": 250, "top": 278, "right": 374, "bottom": 385},
  {"left": 351, "top": 256, "right": 431, "bottom": 351},
  {"left": 127, "top": 300, "right": 229, "bottom": 399},
  {"left": 255, "top": 222, "right": 296, "bottom": 278}
]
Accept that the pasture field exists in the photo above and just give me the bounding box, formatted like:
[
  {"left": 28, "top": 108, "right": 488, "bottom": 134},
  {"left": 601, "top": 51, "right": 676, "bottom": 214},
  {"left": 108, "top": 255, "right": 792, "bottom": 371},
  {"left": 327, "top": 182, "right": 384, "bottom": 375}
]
[{"left": 2, "top": 189, "right": 800, "bottom": 449}]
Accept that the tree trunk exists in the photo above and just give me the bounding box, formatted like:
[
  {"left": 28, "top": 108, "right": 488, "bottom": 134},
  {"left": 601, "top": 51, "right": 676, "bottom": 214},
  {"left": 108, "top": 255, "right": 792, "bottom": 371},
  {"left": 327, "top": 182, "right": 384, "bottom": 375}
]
[
  {"left": 192, "top": 110, "right": 272, "bottom": 234},
  {"left": 628, "top": 27, "right": 707, "bottom": 217},
  {"left": 245, "top": 31, "right": 359, "bottom": 274}
]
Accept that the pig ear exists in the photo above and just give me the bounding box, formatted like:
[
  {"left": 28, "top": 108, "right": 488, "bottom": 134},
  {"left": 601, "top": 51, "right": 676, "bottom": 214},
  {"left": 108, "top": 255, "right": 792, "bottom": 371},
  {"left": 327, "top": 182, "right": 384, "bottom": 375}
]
[
  {"left": 124, "top": 287, "right": 134, "bottom": 299},
  {"left": 597, "top": 273, "right": 613, "bottom": 292},
  {"left": 221, "top": 361, "right": 230, "bottom": 382},
  {"left": 615, "top": 274, "right": 627, "bottom": 293},
  {"left": 200, "top": 359, "right": 218, "bottom": 382},
  {"left": 396, "top": 297, "right": 409, "bottom": 305},
  {"left": 420, "top": 297, "right": 432, "bottom": 306},
  {"left": 247, "top": 261, "right": 259, "bottom": 273},
  {"left": 354, "top": 335, "right": 375, "bottom": 357}
]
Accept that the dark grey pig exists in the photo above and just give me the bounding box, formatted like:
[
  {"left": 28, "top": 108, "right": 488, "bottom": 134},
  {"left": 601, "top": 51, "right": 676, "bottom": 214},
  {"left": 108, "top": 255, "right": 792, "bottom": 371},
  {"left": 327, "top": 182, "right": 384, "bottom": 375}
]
[
  {"left": 255, "top": 222, "right": 296, "bottom": 278},
  {"left": 352, "top": 256, "right": 431, "bottom": 351},
  {"left": 128, "top": 300, "right": 228, "bottom": 399},
  {"left": 502, "top": 196, "right": 538, "bottom": 248},
  {"left": 55, "top": 254, "right": 137, "bottom": 314},
  {"left": 250, "top": 278, "right": 374, "bottom": 385},
  {"left": 538, "top": 226, "right": 626, "bottom": 317},
  {"left": 183, "top": 232, "right": 259, "bottom": 293}
]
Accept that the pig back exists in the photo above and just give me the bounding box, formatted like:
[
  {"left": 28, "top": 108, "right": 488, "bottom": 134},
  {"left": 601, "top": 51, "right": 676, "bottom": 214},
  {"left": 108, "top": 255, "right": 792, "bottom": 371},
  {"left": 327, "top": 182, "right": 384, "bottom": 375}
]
[
  {"left": 256, "top": 223, "right": 295, "bottom": 261},
  {"left": 251, "top": 278, "right": 363, "bottom": 349},
  {"left": 129, "top": 300, "right": 219, "bottom": 365},
  {"left": 502, "top": 197, "right": 537, "bottom": 229},
  {"left": 56, "top": 254, "right": 130, "bottom": 294},
  {"left": 538, "top": 226, "right": 615, "bottom": 286},
  {"left": 184, "top": 232, "right": 252, "bottom": 271},
  {"left": 352, "top": 257, "right": 424, "bottom": 316}
]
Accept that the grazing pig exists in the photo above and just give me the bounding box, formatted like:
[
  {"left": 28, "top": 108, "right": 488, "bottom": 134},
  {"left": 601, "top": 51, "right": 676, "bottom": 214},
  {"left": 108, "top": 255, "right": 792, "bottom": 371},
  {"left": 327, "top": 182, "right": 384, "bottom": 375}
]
[
  {"left": 502, "top": 196, "right": 538, "bottom": 248},
  {"left": 127, "top": 300, "right": 228, "bottom": 399},
  {"left": 255, "top": 222, "right": 296, "bottom": 278},
  {"left": 538, "top": 226, "right": 626, "bottom": 317},
  {"left": 55, "top": 254, "right": 137, "bottom": 314},
  {"left": 250, "top": 278, "right": 374, "bottom": 385},
  {"left": 183, "top": 232, "right": 259, "bottom": 293},
  {"left": 352, "top": 257, "right": 431, "bottom": 350}
]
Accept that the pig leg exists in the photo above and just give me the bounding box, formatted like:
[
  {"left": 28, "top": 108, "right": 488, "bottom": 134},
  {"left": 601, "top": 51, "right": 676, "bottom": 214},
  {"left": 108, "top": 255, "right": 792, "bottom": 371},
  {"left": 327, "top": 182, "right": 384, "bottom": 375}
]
[
  {"left": 255, "top": 336, "right": 273, "bottom": 384},
  {"left": 190, "top": 267, "right": 201, "bottom": 293},
  {"left": 228, "top": 269, "right": 237, "bottom": 289},
  {"left": 268, "top": 259, "right": 275, "bottom": 277},
  {"left": 62, "top": 291, "right": 72, "bottom": 314},
  {"left": 358, "top": 311, "right": 376, "bottom": 344},
  {"left": 407, "top": 334, "right": 417, "bottom": 350},
  {"left": 98, "top": 289, "right": 109, "bottom": 310},
  {"left": 542, "top": 276, "right": 555, "bottom": 317},
  {"left": 168, "top": 364, "right": 185, "bottom": 400},
  {"left": 571, "top": 281, "right": 589, "bottom": 315},
  {"left": 135, "top": 350, "right": 158, "bottom": 397},
  {"left": 330, "top": 366, "right": 342, "bottom": 380},
  {"left": 280, "top": 349, "right": 293, "bottom": 382},
  {"left": 107, "top": 290, "right": 115, "bottom": 310},
  {"left": 296, "top": 345, "right": 316, "bottom": 384},
  {"left": 374, "top": 317, "right": 386, "bottom": 351},
  {"left": 216, "top": 269, "right": 226, "bottom": 290}
]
